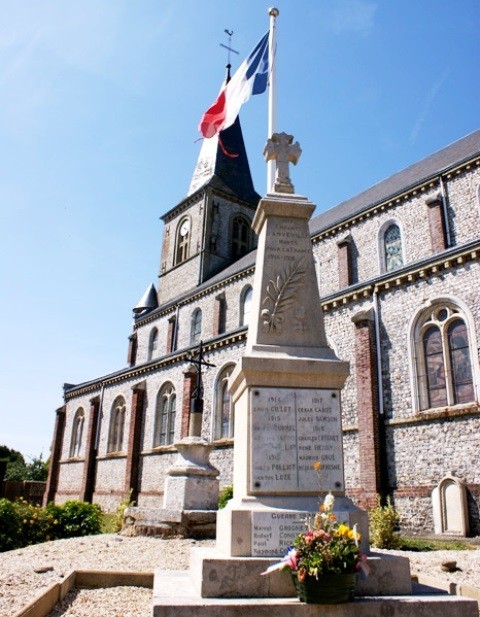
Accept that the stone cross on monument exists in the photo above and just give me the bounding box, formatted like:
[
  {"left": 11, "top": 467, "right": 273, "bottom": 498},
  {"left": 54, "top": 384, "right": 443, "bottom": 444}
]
[{"left": 264, "top": 131, "right": 302, "bottom": 194}]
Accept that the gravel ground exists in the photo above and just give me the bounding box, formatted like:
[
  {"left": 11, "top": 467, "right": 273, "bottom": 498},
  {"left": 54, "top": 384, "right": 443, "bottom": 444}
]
[{"left": 1, "top": 535, "right": 479, "bottom": 617}]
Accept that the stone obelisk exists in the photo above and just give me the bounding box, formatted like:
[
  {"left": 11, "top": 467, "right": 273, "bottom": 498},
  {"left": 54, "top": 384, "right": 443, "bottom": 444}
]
[{"left": 214, "top": 132, "right": 368, "bottom": 566}]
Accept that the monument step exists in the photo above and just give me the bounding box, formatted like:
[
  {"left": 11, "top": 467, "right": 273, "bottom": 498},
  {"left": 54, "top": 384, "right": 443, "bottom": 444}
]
[
  {"left": 122, "top": 508, "right": 217, "bottom": 539},
  {"left": 152, "top": 570, "right": 478, "bottom": 617}
]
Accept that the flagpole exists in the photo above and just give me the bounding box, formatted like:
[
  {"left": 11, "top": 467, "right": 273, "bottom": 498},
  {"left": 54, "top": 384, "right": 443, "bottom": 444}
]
[{"left": 267, "top": 7, "right": 279, "bottom": 193}]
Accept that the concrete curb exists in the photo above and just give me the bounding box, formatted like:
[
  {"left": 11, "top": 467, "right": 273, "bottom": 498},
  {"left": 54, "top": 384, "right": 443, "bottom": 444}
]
[
  {"left": 413, "top": 574, "right": 480, "bottom": 604},
  {"left": 12, "top": 570, "right": 154, "bottom": 617}
]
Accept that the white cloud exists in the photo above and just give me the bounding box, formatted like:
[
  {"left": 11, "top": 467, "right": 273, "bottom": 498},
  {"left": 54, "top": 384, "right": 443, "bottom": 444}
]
[{"left": 409, "top": 67, "right": 450, "bottom": 143}]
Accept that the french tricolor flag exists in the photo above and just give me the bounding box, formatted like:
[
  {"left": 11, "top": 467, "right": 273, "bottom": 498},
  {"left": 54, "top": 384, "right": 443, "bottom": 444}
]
[{"left": 199, "top": 32, "right": 269, "bottom": 139}]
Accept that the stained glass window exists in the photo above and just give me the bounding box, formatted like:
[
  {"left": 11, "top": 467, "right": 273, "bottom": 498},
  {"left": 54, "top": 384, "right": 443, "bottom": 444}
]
[{"left": 384, "top": 223, "right": 403, "bottom": 272}]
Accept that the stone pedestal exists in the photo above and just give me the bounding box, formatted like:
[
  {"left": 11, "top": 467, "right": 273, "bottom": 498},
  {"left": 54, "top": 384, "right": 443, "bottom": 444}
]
[
  {"left": 163, "top": 437, "right": 219, "bottom": 511},
  {"left": 123, "top": 437, "right": 219, "bottom": 539}
]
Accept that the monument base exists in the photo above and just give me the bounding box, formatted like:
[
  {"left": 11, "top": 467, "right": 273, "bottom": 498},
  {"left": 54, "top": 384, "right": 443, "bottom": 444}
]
[
  {"left": 188, "top": 547, "right": 412, "bottom": 598},
  {"left": 123, "top": 507, "right": 216, "bottom": 539},
  {"left": 216, "top": 496, "right": 370, "bottom": 556},
  {"left": 153, "top": 568, "right": 478, "bottom": 617}
]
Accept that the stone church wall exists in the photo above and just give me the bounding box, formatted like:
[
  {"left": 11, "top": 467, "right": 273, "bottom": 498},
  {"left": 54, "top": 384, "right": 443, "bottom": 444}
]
[
  {"left": 49, "top": 138, "right": 480, "bottom": 534},
  {"left": 55, "top": 460, "right": 84, "bottom": 503}
]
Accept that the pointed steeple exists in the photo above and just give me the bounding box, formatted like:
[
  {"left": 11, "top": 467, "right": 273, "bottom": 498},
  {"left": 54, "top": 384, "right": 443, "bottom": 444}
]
[
  {"left": 188, "top": 116, "right": 260, "bottom": 204},
  {"left": 133, "top": 283, "right": 158, "bottom": 315}
]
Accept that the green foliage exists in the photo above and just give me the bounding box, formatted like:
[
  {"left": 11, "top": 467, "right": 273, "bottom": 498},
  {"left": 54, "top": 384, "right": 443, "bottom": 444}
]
[
  {"left": 0, "top": 498, "right": 22, "bottom": 551},
  {"left": 0, "top": 498, "right": 104, "bottom": 552},
  {"left": 25, "top": 454, "right": 49, "bottom": 481},
  {"left": 397, "top": 536, "right": 475, "bottom": 552},
  {"left": 14, "top": 498, "right": 55, "bottom": 546},
  {"left": 218, "top": 484, "right": 233, "bottom": 509},
  {"left": 45, "top": 501, "right": 103, "bottom": 539},
  {"left": 4, "top": 459, "right": 27, "bottom": 481},
  {"left": 369, "top": 495, "right": 400, "bottom": 549},
  {"left": 1, "top": 446, "right": 48, "bottom": 481},
  {"left": 114, "top": 490, "right": 135, "bottom": 532}
]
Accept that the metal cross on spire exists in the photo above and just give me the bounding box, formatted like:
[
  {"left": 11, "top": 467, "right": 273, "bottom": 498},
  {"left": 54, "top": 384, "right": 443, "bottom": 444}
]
[{"left": 219, "top": 29, "right": 239, "bottom": 82}]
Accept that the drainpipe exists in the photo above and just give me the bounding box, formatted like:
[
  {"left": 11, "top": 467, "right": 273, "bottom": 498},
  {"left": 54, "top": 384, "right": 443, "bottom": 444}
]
[
  {"left": 439, "top": 175, "right": 452, "bottom": 248},
  {"left": 198, "top": 190, "right": 209, "bottom": 285},
  {"left": 372, "top": 289, "right": 384, "bottom": 416},
  {"left": 95, "top": 382, "right": 105, "bottom": 450},
  {"left": 173, "top": 304, "right": 180, "bottom": 351}
]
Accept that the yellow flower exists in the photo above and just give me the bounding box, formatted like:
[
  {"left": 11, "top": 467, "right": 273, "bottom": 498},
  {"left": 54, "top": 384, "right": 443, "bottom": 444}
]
[
  {"left": 312, "top": 461, "right": 322, "bottom": 471},
  {"left": 336, "top": 524, "right": 350, "bottom": 538}
]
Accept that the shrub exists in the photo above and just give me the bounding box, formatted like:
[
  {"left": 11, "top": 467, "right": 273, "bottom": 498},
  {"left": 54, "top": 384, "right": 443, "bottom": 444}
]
[
  {"left": 114, "top": 490, "right": 135, "bottom": 532},
  {"left": 45, "top": 500, "right": 103, "bottom": 539},
  {"left": 0, "top": 498, "right": 22, "bottom": 551},
  {"left": 218, "top": 484, "right": 233, "bottom": 509},
  {"left": 369, "top": 495, "right": 400, "bottom": 549},
  {"left": 15, "top": 498, "right": 55, "bottom": 547}
]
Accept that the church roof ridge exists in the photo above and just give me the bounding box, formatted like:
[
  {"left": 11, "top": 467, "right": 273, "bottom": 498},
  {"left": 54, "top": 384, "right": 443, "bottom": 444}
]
[{"left": 310, "top": 129, "right": 480, "bottom": 236}]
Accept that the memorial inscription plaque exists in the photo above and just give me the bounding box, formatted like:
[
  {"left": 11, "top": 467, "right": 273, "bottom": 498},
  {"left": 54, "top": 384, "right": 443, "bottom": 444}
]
[{"left": 250, "top": 387, "right": 344, "bottom": 494}]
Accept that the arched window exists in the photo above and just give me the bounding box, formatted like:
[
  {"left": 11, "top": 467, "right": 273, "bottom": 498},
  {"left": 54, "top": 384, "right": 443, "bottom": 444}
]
[
  {"left": 240, "top": 285, "right": 253, "bottom": 327},
  {"left": 69, "top": 408, "right": 85, "bottom": 458},
  {"left": 232, "top": 216, "right": 250, "bottom": 260},
  {"left": 190, "top": 308, "right": 202, "bottom": 345},
  {"left": 175, "top": 217, "right": 190, "bottom": 265},
  {"left": 148, "top": 327, "right": 158, "bottom": 361},
  {"left": 214, "top": 364, "right": 235, "bottom": 440},
  {"left": 413, "top": 303, "right": 475, "bottom": 410},
  {"left": 379, "top": 221, "right": 404, "bottom": 273},
  {"left": 107, "top": 396, "right": 126, "bottom": 453},
  {"left": 153, "top": 383, "right": 176, "bottom": 446}
]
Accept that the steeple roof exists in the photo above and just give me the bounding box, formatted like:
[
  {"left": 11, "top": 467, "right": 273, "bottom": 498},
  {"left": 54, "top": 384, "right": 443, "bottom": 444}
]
[{"left": 188, "top": 116, "right": 260, "bottom": 204}]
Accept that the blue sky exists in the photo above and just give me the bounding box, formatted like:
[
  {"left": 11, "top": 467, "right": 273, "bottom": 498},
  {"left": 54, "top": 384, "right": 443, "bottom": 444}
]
[{"left": 0, "top": 1, "right": 478, "bottom": 460}]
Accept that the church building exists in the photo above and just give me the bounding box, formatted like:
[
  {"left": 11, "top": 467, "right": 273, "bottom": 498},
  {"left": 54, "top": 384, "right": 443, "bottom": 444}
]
[{"left": 45, "top": 117, "right": 480, "bottom": 536}]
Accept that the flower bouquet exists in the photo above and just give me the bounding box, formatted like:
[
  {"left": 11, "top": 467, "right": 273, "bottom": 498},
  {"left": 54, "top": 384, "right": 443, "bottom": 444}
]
[{"left": 262, "top": 486, "right": 369, "bottom": 603}]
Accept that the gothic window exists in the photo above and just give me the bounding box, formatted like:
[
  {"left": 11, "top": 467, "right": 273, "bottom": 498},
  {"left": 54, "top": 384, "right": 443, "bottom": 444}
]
[
  {"left": 413, "top": 303, "right": 475, "bottom": 411},
  {"left": 69, "top": 408, "right": 85, "bottom": 458},
  {"left": 175, "top": 217, "right": 190, "bottom": 265},
  {"left": 107, "top": 396, "right": 126, "bottom": 453},
  {"left": 153, "top": 383, "right": 176, "bottom": 446},
  {"left": 384, "top": 223, "right": 403, "bottom": 272},
  {"left": 232, "top": 216, "right": 250, "bottom": 260},
  {"left": 379, "top": 221, "right": 404, "bottom": 273},
  {"left": 240, "top": 285, "right": 253, "bottom": 327},
  {"left": 167, "top": 316, "right": 177, "bottom": 353},
  {"left": 214, "top": 364, "right": 235, "bottom": 440},
  {"left": 214, "top": 294, "right": 226, "bottom": 336},
  {"left": 148, "top": 327, "right": 158, "bottom": 361},
  {"left": 190, "top": 308, "right": 202, "bottom": 346}
]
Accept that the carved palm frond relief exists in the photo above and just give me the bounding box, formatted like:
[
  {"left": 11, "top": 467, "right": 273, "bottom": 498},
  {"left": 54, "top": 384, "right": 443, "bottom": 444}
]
[{"left": 261, "top": 257, "right": 307, "bottom": 332}]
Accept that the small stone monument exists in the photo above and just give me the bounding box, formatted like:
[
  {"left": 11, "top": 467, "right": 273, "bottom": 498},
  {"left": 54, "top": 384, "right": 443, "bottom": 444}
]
[
  {"left": 124, "top": 345, "right": 220, "bottom": 539},
  {"left": 432, "top": 473, "right": 469, "bottom": 536}
]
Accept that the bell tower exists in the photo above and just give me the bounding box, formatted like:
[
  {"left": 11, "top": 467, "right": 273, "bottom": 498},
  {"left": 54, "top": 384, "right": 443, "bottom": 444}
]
[{"left": 157, "top": 117, "right": 261, "bottom": 305}]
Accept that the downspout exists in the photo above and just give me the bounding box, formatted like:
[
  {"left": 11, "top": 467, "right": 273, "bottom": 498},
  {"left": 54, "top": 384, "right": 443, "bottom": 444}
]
[
  {"left": 95, "top": 382, "right": 105, "bottom": 450},
  {"left": 439, "top": 175, "right": 452, "bottom": 248},
  {"left": 198, "top": 189, "right": 209, "bottom": 285},
  {"left": 372, "top": 289, "right": 384, "bottom": 416},
  {"left": 173, "top": 303, "right": 180, "bottom": 351}
]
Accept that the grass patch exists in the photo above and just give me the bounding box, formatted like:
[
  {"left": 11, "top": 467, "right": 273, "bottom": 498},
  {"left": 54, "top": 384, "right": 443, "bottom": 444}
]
[
  {"left": 397, "top": 536, "right": 476, "bottom": 552},
  {"left": 101, "top": 513, "right": 118, "bottom": 534}
]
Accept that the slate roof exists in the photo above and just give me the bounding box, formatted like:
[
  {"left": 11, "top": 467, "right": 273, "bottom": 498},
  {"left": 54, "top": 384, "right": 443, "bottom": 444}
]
[
  {"left": 187, "top": 116, "right": 261, "bottom": 205},
  {"left": 310, "top": 130, "right": 480, "bottom": 236}
]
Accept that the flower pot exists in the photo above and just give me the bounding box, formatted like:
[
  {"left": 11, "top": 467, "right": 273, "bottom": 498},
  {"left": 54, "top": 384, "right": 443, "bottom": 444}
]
[{"left": 292, "top": 572, "right": 358, "bottom": 604}]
